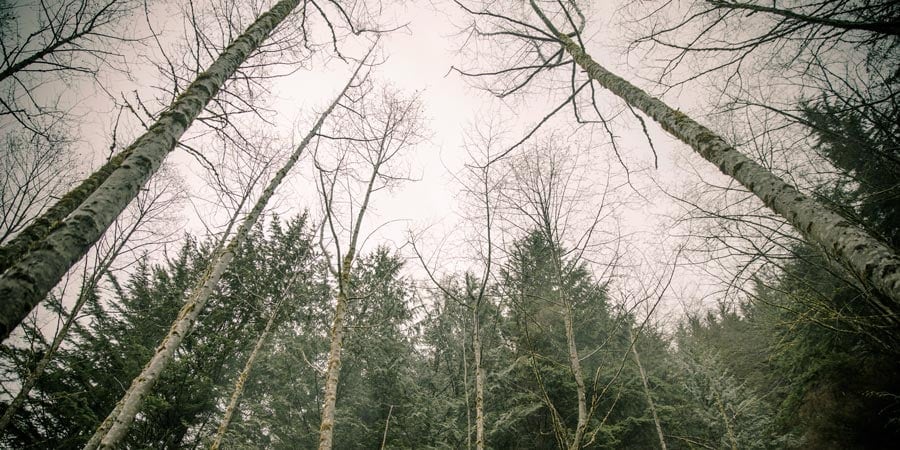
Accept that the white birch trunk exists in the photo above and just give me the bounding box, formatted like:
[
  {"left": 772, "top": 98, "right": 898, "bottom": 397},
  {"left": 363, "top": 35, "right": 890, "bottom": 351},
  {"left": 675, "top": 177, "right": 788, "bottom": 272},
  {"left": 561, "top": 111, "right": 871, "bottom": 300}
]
[
  {"left": 317, "top": 285, "right": 349, "bottom": 450},
  {"left": 82, "top": 63, "right": 360, "bottom": 449},
  {"left": 318, "top": 135, "right": 386, "bottom": 450},
  {"left": 0, "top": 0, "right": 303, "bottom": 341},
  {"left": 562, "top": 300, "right": 587, "bottom": 450},
  {"left": 208, "top": 291, "right": 286, "bottom": 450},
  {"left": 473, "top": 308, "right": 485, "bottom": 450},
  {"left": 317, "top": 187, "right": 378, "bottom": 450},
  {"left": 530, "top": 3, "right": 900, "bottom": 309},
  {"left": 462, "top": 317, "right": 472, "bottom": 450},
  {"left": 549, "top": 240, "right": 587, "bottom": 450},
  {"left": 630, "top": 330, "right": 667, "bottom": 450},
  {"left": 564, "top": 31, "right": 900, "bottom": 307}
]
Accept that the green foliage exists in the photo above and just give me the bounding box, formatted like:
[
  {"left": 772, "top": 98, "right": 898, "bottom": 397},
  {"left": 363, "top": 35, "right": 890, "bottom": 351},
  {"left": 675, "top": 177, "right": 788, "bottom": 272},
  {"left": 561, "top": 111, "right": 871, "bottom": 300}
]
[
  {"left": 0, "top": 214, "right": 324, "bottom": 448},
  {"left": 660, "top": 100, "right": 900, "bottom": 449}
]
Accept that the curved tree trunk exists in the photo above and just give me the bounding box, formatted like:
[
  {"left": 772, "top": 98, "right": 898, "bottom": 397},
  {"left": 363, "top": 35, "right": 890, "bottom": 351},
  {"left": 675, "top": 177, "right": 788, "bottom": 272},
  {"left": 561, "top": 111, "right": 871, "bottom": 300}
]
[
  {"left": 0, "top": 0, "right": 303, "bottom": 341},
  {"left": 0, "top": 148, "right": 131, "bottom": 275},
  {"left": 562, "top": 299, "right": 587, "bottom": 450},
  {"left": 82, "top": 61, "right": 362, "bottom": 449},
  {"left": 472, "top": 308, "right": 485, "bottom": 450},
  {"left": 208, "top": 290, "right": 286, "bottom": 450},
  {"left": 531, "top": 3, "right": 900, "bottom": 309},
  {"left": 630, "top": 329, "right": 667, "bottom": 450}
]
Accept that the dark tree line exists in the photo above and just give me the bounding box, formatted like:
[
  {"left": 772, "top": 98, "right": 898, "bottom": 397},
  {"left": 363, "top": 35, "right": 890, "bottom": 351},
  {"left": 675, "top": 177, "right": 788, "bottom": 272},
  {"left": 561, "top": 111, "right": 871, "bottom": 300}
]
[{"left": 1, "top": 0, "right": 899, "bottom": 448}]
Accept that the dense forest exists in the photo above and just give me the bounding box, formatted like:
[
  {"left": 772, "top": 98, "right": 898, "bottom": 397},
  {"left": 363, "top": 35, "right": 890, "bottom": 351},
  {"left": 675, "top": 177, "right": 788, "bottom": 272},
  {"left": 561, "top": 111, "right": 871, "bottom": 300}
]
[{"left": 1, "top": 0, "right": 898, "bottom": 449}]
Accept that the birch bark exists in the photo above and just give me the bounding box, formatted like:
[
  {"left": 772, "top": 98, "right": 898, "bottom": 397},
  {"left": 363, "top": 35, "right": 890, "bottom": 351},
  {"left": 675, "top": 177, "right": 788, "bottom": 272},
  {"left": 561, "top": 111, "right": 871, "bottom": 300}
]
[
  {"left": 0, "top": 198, "right": 146, "bottom": 433},
  {"left": 82, "top": 61, "right": 362, "bottom": 449},
  {"left": 317, "top": 166, "right": 380, "bottom": 450},
  {"left": 473, "top": 307, "right": 485, "bottom": 450},
  {"left": 630, "top": 329, "right": 667, "bottom": 450},
  {"left": 0, "top": 0, "right": 303, "bottom": 340},
  {"left": 317, "top": 83, "right": 422, "bottom": 450},
  {"left": 208, "top": 286, "right": 288, "bottom": 450},
  {"left": 0, "top": 149, "right": 130, "bottom": 275},
  {"left": 529, "top": 1, "right": 900, "bottom": 309}
]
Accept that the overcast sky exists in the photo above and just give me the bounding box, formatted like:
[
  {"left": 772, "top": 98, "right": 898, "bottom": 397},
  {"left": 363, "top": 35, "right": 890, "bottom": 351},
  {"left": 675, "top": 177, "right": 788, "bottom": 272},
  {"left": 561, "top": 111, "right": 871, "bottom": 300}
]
[{"left": 24, "top": 0, "right": 757, "bottom": 330}]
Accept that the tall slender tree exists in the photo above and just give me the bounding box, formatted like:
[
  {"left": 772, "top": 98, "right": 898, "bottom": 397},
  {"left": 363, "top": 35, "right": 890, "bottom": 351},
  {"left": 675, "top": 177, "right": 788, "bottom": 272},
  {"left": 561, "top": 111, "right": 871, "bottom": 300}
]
[
  {"left": 82, "top": 53, "right": 369, "bottom": 449},
  {"left": 0, "top": 0, "right": 307, "bottom": 340},
  {"left": 452, "top": 0, "right": 900, "bottom": 310},
  {"left": 208, "top": 272, "right": 295, "bottom": 450},
  {"left": 411, "top": 118, "right": 504, "bottom": 450},
  {"left": 314, "top": 83, "right": 425, "bottom": 450}
]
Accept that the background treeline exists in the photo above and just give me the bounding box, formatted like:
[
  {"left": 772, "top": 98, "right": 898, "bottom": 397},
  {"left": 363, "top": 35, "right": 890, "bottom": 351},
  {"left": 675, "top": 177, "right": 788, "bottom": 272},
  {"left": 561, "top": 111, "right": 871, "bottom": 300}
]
[
  {"left": 3, "top": 102, "right": 898, "bottom": 448},
  {"left": 2, "top": 0, "right": 900, "bottom": 448}
]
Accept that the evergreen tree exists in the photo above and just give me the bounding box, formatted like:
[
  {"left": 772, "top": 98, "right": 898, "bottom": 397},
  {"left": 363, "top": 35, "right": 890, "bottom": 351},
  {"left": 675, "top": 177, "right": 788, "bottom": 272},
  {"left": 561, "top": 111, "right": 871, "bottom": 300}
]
[{"left": 0, "top": 214, "right": 322, "bottom": 448}]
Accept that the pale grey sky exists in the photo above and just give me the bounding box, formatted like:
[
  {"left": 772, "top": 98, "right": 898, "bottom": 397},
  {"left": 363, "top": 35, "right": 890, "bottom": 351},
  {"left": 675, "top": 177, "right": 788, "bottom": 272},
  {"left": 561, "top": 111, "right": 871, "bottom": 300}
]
[{"left": 16, "top": 0, "right": 771, "bottom": 330}]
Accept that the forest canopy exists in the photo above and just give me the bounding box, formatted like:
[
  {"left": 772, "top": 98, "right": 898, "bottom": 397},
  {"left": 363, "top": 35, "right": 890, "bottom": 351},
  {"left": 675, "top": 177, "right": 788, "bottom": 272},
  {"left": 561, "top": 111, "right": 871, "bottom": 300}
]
[{"left": 0, "top": 1, "right": 898, "bottom": 449}]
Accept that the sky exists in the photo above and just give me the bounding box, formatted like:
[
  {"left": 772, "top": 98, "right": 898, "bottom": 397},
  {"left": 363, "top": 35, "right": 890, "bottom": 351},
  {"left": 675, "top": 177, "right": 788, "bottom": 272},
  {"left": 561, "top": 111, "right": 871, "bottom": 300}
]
[{"left": 11, "top": 0, "right": 761, "bottom": 332}]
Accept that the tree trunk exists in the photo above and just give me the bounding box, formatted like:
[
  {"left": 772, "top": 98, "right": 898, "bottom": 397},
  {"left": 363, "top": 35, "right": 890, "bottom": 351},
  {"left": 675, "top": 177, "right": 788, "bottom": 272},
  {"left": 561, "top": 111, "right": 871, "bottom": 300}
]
[
  {"left": 82, "top": 62, "right": 360, "bottom": 449},
  {"left": 472, "top": 308, "right": 485, "bottom": 450},
  {"left": 208, "top": 292, "right": 285, "bottom": 450},
  {"left": 317, "top": 96, "right": 394, "bottom": 448},
  {"left": 0, "top": 0, "right": 303, "bottom": 341},
  {"left": 0, "top": 176, "right": 168, "bottom": 432},
  {"left": 317, "top": 285, "right": 349, "bottom": 450},
  {"left": 562, "top": 300, "right": 587, "bottom": 450},
  {"left": 380, "top": 404, "right": 394, "bottom": 450},
  {"left": 462, "top": 316, "right": 472, "bottom": 450},
  {"left": 531, "top": 3, "right": 900, "bottom": 309},
  {"left": 0, "top": 148, "right": 131, "bottom": 275},
  {"left": 0, "top": 244, "right": 119, "bottom": 433},
  {"left": 630, "top": 330, "right": 667, "bottom": 450}
]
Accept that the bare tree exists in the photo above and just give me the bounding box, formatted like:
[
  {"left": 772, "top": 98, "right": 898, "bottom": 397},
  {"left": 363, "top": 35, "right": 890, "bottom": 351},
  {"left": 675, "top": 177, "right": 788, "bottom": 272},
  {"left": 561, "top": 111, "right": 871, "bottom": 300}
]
[
  {"left": 0, "top": 132, "right": 75, "bottom": 245},
  {"left": 82, "top": 54, "right": 367, "bottom": 450},
  {"left": 451, "top": 0, "right": 900, "bottom": 312},
  {"left": 314, "top": 82, "right": 425, "bottom": 450},
  {"left": 0, "top": 164, "right": 183, "bottom": 434},
  {"left": 410, "top": 119, "right": 503, "bottom": 450},
  {"left": 0, "top": 0, "right": 307, "bottom": 340},
  {"left": 208, "top": 270, "right": 300, "bottom": 450},
  {"left": 627, "top": 0, "right": 899, "bottom": 97},
  {"left": 623, "top": 0, "right": 900, "bottom": 333},
  {"left": 498, "top": 136, "right": 624, "bottom": 450},
  {"left": 0, "top": 0, "right": 146, "bottom": 138}
]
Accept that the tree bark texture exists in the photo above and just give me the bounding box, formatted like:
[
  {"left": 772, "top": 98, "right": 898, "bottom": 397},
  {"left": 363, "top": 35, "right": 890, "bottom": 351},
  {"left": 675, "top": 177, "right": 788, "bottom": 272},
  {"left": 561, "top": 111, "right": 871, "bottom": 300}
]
[
  {"left": 208, "top": 292, "right": 285, "bottom": 450},
  {"left": 630, "top": 330, "right": 667, "bottom": 450},
  {"left": 473, "top": 309, "right": 485, "bottom": 450},
  {"left": 83, "top": 59, "right": 358, "bottom": 449},
  {"left": 0, "top": 148, "right": 131, "bottom": 276},
  {"left": 548, "top": 27, "right": 900, "bottom": 309},
  {"left": 562, "top": 300, "right": 587, "bottom": 450},
  {"left": 317, "top": 285, "right": 349, "bottom": 450},
  {"left": 0, "top": 0, "right": 303, "bottom": 341},
  {"left": 0, "top": 183, "right": 165, "bottom": 433}
]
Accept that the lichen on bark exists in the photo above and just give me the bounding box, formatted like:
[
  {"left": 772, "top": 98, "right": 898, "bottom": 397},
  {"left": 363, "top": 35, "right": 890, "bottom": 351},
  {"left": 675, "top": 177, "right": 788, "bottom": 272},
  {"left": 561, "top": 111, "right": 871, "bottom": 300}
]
[
  {"left": 0, "top": 0, "right": 305, "bottom": 341},
  {"left": 548, "top": 28, "right": 900, "bottom": 310}
]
